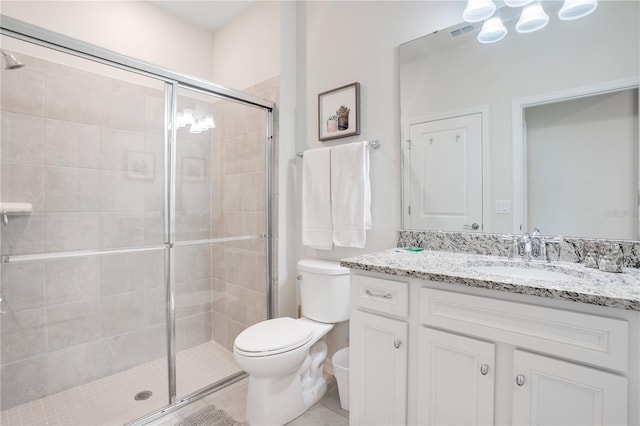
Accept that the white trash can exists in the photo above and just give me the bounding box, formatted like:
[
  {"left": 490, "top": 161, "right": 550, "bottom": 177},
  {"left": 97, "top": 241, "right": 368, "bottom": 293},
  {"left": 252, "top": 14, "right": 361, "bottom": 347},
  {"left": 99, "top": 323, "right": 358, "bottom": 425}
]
[{"left": 332, "top": 347, "right": 349, "bottom": 411}]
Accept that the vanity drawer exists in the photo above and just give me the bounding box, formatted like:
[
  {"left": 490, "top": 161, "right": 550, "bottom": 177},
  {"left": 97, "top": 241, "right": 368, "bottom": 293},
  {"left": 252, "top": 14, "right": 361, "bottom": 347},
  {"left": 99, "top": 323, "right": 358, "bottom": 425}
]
[
  {"left": 419, "top": 288, "right": 629, "bottom": 372},
  {"left": 351, "top": 274, "right": 409, "bottom": 317}
]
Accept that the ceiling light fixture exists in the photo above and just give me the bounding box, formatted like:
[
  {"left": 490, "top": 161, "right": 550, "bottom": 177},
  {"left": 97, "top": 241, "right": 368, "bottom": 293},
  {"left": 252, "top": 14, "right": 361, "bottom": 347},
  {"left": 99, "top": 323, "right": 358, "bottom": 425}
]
[
  {"left": 464, "top": 0, "right": 597, "bottom": 44},
  {"left": 477, "top": 13, "right": 508, "bottom": 43},
  {"left": 463, "top": 0, "right": 497, "bottom": 23},
  {"left": 175, "top": 107, "right": 215, "bottom": 134},
  {"left": 515, "top": 1, "right": 549, "bottom": 33},
  {"left": 558, "top": 0, "right": 598, "bottom": 21},
  {"left": 503, "top": 0, "right": 534, "bottom": 7}
]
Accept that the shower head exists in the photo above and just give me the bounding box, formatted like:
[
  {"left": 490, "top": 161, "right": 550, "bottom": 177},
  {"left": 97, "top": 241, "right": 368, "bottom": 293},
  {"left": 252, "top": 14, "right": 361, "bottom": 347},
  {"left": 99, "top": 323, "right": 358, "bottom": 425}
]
[{"left": 1, "top": 49, "right": 25, "bottom": 70}]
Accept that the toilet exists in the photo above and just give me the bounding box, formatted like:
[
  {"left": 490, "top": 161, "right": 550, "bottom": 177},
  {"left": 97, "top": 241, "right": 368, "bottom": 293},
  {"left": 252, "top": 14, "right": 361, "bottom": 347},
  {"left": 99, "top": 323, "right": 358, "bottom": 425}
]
[{"left": 233, "top": 259, "right": 350, "bottom": 425}]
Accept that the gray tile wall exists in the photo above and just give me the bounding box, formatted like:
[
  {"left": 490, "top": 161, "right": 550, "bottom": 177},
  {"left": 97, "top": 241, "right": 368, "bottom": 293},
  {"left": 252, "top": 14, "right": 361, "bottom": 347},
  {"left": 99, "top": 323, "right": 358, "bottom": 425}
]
[
  {"left": 209, "top": 77, "right": 279, "bottom": 351},
  {"left": 0, "top": 53, "right": 276, "bottom": 410},
  {"left": 0, "top": 54, "right": 170, "bottom": 410}
]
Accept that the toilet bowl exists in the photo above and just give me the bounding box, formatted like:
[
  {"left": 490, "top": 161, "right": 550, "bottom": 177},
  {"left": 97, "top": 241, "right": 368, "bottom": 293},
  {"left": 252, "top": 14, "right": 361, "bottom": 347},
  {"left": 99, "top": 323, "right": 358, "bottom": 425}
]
[{"left": 233, "top": 259, "right": 350, "bottom": 425}]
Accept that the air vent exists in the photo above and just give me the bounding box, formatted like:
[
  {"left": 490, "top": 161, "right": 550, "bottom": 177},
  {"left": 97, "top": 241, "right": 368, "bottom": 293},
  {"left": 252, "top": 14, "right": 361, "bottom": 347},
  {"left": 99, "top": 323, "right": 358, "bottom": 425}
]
[{"left": 450, "top": 24, "right": 476, "bottom": 37}]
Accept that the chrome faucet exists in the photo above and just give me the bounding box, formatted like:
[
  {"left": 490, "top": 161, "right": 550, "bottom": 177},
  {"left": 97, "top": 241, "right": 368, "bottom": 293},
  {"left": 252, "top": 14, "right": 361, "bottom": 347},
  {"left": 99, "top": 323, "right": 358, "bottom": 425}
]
[
  {"left": 502, "top": 230, "right": 563, "bottom": 262},
  {"left": 518, "top": 233, "right": 532, "bottom": 259},
  {"left": 501, "top": 233, "right": 531, "bottom": 260}
]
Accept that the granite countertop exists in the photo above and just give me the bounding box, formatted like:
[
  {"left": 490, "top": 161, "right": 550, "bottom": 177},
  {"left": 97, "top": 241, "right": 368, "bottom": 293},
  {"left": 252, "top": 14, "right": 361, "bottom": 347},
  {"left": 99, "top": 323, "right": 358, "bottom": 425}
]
[{"left": 341, "top": 249, "right": 640, "bottom": 311}]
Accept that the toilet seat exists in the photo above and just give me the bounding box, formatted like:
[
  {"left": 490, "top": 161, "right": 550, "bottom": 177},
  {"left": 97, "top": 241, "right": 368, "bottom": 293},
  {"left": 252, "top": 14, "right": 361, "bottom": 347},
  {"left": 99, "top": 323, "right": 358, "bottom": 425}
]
[{"left": 234, "top": 317, "right": 314, "bottom": 357}]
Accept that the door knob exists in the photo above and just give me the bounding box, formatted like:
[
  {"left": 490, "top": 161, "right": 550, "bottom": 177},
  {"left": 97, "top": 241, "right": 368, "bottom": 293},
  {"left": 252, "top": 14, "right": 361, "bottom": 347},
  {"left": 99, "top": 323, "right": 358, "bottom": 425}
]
[
  {"left": 516, "top": 374, "right": 526, "bottom": 386},
  {"left": 393, "top": 339, "right": 402, "bottom": 349},
  {"left": 463, "top": 223, "right": 480, "bottom": 230},
  {"left": 480, "top": 364, "right": 489, "bottom": 375}
]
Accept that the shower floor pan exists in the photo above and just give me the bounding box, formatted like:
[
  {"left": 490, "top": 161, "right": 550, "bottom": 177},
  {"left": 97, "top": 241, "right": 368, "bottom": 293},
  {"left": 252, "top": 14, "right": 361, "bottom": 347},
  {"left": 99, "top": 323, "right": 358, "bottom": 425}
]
[{"left": 0, "top": 340, "right": 240, "bottom": 426}]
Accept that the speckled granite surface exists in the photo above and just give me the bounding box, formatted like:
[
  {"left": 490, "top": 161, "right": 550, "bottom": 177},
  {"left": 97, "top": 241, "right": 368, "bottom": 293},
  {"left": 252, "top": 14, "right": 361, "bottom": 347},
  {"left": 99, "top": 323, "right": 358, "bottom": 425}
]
[
  {"left": 398, "top": 230, "right": 640, "bottom": 268},
  {"left": 341, "top": 249, "right": 640, "bottom": 311}
]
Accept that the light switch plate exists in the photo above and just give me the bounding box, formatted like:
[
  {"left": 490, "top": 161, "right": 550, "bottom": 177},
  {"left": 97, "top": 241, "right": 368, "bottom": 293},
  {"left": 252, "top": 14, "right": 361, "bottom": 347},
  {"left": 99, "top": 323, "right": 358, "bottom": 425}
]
[{"left": 496, "top": 200, "right": 510, "bottom": 214}]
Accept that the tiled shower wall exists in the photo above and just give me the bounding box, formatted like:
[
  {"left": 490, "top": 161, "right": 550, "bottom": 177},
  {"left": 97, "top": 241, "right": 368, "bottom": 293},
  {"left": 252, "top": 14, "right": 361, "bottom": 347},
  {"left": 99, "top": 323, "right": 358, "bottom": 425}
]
[
  {"left": 0, "top": 54, "right": 170, "bottom": 410},
  {"left": 0, "top": 51, "right": 275, "bottom": 410},
  {"left": 209, "top": 76, "right": 279, "bottom": 351}
]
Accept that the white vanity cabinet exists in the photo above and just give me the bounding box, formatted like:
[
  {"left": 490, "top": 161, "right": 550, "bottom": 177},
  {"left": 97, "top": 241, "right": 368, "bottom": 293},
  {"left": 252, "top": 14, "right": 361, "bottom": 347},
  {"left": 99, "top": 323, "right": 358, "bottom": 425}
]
[
  {"left": 417, "top": 327, "right": 495, "bottom": 425},
  {"left": 349, "top": 271, "right": 638, "bottom": 426},
  {"left": 349, "top": 274, "right": 410, "bottom": 426},
  {"left": 511, "top": 350, "right": 628, "bottom": 425}
]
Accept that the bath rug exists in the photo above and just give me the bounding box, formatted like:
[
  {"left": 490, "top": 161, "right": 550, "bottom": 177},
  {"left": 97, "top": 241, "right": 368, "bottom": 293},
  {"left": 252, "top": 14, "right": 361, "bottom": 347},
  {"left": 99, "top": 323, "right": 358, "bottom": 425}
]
[{"left": 174, "top": 405, "right": 248, "bottom": 426}]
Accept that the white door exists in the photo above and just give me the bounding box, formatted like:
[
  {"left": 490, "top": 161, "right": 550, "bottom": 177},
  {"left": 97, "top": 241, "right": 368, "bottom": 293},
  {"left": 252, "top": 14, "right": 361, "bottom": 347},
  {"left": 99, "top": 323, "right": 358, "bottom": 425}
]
[
  {"left": 512, "top": 350, "right": 628, "bottom": 426},
  {"left": 407, "top": 114, "right": 483, "bottom": 231},
  {"left": 418, "top": 327, "right": 495, "bottom": 426},
  {"left": 350, "top": 309, "right": 408, "bottom": 426}
]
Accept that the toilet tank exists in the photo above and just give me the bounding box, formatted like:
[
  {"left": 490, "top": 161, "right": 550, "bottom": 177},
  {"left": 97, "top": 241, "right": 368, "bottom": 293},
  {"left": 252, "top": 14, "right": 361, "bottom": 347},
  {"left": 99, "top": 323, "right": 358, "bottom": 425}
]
[{"left": 297, "top": 259, "right": 350, "bottom": 323}]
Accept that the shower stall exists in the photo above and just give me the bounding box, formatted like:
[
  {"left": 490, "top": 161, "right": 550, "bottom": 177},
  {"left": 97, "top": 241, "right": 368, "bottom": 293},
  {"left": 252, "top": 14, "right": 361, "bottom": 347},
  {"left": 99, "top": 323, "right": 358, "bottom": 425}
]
[{"left": 0, "top": 16, "right": 274, "bottom": 425}]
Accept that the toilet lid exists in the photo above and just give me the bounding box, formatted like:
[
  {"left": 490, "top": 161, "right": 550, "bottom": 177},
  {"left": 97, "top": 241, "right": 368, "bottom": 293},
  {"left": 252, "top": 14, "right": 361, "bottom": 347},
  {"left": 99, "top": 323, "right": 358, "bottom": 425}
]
[{"left": 235, "top": 317, "right": 314, "bottom": 354}]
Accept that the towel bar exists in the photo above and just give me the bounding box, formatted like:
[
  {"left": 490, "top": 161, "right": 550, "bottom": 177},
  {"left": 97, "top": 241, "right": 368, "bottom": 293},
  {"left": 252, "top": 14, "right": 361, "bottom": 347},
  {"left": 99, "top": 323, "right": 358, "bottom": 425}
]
[{"left": 297, "top": 140, "right": 380, "bottom": 158}]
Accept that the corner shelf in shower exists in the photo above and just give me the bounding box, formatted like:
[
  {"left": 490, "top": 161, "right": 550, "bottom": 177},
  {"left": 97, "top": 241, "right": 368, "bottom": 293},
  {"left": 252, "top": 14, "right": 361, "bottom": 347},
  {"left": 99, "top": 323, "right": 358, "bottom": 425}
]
[{"left": 0, "top": 202, "right": 33, "bottom": 225}]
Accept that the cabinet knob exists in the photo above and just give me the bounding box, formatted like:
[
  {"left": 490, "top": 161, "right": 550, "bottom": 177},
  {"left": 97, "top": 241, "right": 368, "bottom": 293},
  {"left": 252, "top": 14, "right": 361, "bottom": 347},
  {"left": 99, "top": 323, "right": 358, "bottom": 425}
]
[
  {"left": 393, "top": 339, "right": 402, "bottom": 349},
  {"left": 480, "top": 364, "right": 489, "bottom": 375},
  {"left": 516, "top": 374, "right": 526, "bottom": 386}
]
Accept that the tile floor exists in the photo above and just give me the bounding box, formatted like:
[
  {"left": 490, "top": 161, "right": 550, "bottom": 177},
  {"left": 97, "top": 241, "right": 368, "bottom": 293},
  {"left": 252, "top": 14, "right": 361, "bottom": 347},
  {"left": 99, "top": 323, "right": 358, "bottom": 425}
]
[
  {"left": 155, "top": 375, "right": 349, "bottom": 426},
  {"left": 0, "top": 340, "right": 240, "bottom": 426}
]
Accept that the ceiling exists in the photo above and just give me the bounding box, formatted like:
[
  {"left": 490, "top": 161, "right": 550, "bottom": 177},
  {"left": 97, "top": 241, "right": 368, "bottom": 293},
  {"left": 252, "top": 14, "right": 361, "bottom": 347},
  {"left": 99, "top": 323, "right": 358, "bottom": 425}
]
[{"left": 148, "top": 1, "right": 255, "bottom": 32}]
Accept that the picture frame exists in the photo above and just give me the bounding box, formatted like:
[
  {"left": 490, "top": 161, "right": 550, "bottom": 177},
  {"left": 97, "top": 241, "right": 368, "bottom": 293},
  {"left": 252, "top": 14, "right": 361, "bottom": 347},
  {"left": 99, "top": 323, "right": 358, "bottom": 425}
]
[
  {"left": 182, "top": 157, "right": 206, "bottom": 182},
  {"left": 126, "top": 151, "right": 154, "bottom": 180},
  {"left": 318, "top": 82, "right": 360, "bottom": 141}
]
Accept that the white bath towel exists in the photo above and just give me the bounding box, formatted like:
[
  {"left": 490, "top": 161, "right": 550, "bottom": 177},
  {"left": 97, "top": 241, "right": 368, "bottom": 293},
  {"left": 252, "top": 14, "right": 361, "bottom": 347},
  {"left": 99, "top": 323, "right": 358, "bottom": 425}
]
[
  {"left": 302, "top": 147, "right": 333, "bottom": 250},
  {"left": 331, "top": 141, "right": 371, "bottom": 248}
]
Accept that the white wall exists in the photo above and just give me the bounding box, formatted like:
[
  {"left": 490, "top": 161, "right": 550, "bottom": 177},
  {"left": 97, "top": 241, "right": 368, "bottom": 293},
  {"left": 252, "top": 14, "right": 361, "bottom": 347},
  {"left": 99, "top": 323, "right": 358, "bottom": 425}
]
[
  {"left": 0, "top": 1, "right": 214, "bottom": 80},
  {"left": 297, "top": 0, "right": 466, "bottom": 355},
  {"left": 210, "top": 1, "right": 280, "bottom": 90},
  {"left": 298, "top": 1, "right": 464, "bottom": 262}
]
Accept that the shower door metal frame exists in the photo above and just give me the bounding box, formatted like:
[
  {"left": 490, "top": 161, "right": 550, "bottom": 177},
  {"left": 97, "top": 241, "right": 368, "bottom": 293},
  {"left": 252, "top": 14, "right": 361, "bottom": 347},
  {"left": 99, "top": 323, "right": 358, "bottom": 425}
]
[{"left": 0, "top": 14, "right": 275, "bottom": 424}]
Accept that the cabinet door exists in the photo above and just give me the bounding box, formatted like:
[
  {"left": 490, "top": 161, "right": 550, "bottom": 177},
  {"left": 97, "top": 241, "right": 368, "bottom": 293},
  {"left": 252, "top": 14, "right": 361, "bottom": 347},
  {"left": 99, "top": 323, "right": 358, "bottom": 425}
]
[
  {"left": 512, "top": 350, "right": 628, "bottom": 426},
  {"left": 417, "top": 327, "right": 495, "bottom": 425},
  {"left": 350, "top": 309, "right": 408, "bottom": 426}
]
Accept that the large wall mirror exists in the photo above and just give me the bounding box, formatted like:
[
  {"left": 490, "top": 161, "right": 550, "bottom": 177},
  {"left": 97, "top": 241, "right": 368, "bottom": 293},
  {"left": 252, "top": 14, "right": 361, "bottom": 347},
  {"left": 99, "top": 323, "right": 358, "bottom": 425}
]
[{"left": 400, "top": 0, "right": 639, "bottom": 240}]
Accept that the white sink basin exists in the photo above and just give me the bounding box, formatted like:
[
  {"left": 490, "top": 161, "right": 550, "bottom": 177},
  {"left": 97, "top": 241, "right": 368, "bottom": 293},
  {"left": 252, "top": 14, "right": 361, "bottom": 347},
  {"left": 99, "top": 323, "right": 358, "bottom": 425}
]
[{"left": 472, "top": 265, "right": 576, "bottom": 282}]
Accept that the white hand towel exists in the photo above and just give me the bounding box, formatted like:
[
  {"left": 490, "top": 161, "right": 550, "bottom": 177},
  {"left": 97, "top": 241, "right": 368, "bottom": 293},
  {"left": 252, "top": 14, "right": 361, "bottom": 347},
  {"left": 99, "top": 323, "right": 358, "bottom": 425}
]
[
  {"left": 331, "top": 141, "right": 371, "bottom": 248},
  {"left": 302, "top": 147, "right": 333, "bottom": 250}
]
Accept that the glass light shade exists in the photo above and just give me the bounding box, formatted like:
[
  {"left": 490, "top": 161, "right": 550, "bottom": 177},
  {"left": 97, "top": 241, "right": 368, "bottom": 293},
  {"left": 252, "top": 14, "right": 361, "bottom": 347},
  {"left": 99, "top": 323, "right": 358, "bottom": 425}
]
[
  {"left": 558, "top": 0, "right": 597, "bottom": 20},
  {"left": 183, "top": 108, "right": 195, "bottom": 125},
  {"left": 189, "top": 121, "right": 201, "bottom": 134},
  {"left": 203, "top": 114, "right": 216, "bottom": 129},
  {"left": 463, "top": 0, "right": 497, "bottom": 22},
  {"left": 478, "top": 15, "right": 508, "bottom": 43},
  {"left": 176, "top": 112, "right": 186, "bottom": 128},
  {"left": 504, "top": 0, "right": 534, "bottom": 7},
  {"left": 516, "top": 1, "right": 549, "bottom": 33}
]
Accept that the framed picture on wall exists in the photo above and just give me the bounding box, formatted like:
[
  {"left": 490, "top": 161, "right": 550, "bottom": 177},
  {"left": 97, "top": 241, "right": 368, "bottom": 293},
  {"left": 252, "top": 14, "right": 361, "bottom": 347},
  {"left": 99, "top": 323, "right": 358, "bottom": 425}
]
[
  {"left": 126, "top": 151, "right": 154, "bottom": 180},
  {"left": 318, "top": 82, "right": 360, "bottom": 141}
]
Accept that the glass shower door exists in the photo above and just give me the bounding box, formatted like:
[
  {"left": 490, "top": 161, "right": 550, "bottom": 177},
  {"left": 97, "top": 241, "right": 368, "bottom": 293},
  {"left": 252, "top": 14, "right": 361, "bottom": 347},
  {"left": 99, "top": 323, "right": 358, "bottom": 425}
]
[
  {"left": 172, "top": 86, "right": 270, "bottom": 401},
  {"left": 0, "top": 38, "right": 170, "bottom": 425}
]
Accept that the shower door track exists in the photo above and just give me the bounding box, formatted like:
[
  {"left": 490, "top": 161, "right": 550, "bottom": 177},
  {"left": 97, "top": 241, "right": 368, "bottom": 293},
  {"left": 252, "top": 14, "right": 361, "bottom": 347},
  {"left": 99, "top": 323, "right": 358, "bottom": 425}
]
[{"left": 1, "top": 14, "right": 275, "bottom": 425}]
